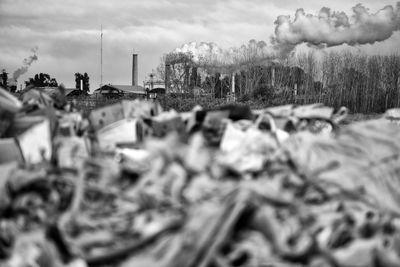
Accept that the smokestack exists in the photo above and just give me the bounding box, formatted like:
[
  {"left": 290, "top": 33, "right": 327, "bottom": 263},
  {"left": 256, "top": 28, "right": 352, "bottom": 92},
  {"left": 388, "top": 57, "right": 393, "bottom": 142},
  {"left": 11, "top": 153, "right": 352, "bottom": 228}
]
[
  {"left": 271, "top": 66, "right": 275, "bottom": 87},
  {"left": 132, "top": 54, "right": 138, "bottom": 86},
  {"left": 231, "top": 73, "right": 235, "bottom": 93}
]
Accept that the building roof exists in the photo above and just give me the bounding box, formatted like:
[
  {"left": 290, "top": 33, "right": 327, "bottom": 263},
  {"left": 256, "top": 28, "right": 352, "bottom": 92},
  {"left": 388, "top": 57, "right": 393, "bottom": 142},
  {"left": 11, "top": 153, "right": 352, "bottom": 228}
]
[{"left": 94, "top": 84, "right": 146, "bottom": 95}]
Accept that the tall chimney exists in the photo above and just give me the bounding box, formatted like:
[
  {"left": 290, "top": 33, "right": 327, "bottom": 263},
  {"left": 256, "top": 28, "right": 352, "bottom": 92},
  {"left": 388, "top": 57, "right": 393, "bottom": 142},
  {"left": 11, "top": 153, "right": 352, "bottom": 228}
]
[
  {"left": 271, "top": 65, "right": 275, "bottom": 87},
  {"left": 231, "top": 73, "right": 236, "bottom": 93},
  {"left": 132, "top": 54, "right": 138, "bottom": 86}
]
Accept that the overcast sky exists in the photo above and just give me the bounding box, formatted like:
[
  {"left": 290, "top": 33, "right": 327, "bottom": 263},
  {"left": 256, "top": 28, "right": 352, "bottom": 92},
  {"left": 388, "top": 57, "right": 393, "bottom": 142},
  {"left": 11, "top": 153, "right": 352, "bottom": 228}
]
[{"left": 1, "top": 0, "right": 399, "bottom": 90}]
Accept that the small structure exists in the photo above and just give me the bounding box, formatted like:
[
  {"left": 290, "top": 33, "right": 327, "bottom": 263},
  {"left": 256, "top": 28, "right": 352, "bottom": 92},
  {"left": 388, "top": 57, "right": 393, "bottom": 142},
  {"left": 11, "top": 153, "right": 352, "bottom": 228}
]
[
  {"left": 144, "top": 72, "right": 166, "bottom": 99},
  {"left": 94, "top": 84, "right": 146, "bottom": 98},
  {"left": 147, "top": 87, "right": 166, "bottom": 99}
]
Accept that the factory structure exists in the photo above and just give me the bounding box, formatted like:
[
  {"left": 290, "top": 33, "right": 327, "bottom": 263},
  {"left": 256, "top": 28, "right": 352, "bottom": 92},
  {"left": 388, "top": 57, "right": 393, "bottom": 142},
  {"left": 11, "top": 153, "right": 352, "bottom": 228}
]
[
  {"left": 94, "top": 54, "right": 147, "bottom": 98},
  {"left": 162, "top": 56, "right": 318, "bottom": 98},
  {"left": 1, "top": 49, "right": 319, "bottom": 100}
]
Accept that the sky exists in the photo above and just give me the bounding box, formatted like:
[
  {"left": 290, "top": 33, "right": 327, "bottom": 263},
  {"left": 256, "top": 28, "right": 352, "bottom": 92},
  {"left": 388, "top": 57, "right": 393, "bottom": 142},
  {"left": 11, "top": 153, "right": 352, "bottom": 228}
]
[{"left": 0, "top": 0, "right": 399, "bottom": 91}]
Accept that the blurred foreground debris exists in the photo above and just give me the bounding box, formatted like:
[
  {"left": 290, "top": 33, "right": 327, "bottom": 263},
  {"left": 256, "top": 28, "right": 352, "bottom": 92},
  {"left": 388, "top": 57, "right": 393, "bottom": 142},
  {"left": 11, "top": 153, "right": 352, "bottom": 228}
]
[{"left": 1, "top": 85, "right": 400, "bottom": 267}]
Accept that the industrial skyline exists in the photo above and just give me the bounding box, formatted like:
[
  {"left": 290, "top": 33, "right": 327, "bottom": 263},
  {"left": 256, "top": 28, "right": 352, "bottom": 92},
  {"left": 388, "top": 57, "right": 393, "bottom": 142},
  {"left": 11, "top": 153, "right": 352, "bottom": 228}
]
[{"left": 1, "top": 0, "right": 399, "bottom": 91}]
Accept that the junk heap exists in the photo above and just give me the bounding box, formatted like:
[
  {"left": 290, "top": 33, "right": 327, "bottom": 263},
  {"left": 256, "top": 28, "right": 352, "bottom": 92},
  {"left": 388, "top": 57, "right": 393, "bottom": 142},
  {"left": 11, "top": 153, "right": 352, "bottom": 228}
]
[{"left": 1, "top": 85, "right": 400, "bottom": 267}]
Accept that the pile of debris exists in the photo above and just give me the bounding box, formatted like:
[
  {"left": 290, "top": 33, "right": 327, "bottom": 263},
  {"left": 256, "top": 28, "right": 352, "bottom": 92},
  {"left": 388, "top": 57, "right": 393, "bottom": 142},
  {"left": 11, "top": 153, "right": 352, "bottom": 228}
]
[{"left": 1, "top": 85, "right": 400, "bottom": 267}]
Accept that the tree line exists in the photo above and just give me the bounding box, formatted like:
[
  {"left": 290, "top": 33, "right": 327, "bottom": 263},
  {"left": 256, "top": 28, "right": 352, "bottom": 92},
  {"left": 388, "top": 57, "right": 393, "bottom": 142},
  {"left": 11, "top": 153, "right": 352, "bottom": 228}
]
[
  {"left": 157, "top": 44, "right": 400, "bottom": 113},
  {"left": 25, "top": 73, "right": 58, "bottom": 87},
  {"left": 0, "top": 71, "right": 90, "bottom": 95}
]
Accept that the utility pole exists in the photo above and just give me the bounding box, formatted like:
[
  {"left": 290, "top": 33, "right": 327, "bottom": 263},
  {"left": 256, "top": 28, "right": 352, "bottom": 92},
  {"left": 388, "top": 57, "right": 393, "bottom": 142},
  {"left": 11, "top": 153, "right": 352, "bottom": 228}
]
[{"left": 100, "top": 25, "right": 103, "bottom": 87}]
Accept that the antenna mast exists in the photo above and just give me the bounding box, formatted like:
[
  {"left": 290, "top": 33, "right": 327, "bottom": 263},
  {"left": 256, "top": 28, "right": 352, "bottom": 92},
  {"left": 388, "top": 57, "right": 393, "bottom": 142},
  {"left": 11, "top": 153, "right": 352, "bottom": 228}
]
[{"left": 100, "top": 25, "right": 103, "bottom": 87}]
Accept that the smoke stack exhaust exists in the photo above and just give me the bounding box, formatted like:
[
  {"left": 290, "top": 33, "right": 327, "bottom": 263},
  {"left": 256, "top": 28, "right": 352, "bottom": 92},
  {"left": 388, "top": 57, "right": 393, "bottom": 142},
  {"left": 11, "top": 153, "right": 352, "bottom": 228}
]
[
  {"left": 132, "top": 54, "right": 138, "bottom": 86},
  {"left": 13, "top": 46, "right": 39, "bottom": 81},
  {"left": 272, "top": 2, "right": 400, "bottom": 54}
]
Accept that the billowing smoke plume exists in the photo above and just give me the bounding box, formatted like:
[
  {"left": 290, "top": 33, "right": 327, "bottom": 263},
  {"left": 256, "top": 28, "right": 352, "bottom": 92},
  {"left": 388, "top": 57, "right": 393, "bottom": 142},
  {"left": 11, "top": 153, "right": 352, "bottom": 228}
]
[
  {"left": 13, "top": 46, "right": 39, "bottom": 80},
  {"left": 168, "top": 3, "right": 400, "bottom": 68},
  {"left": 169, "top": 40, "right": 277, "bottom": 83},
  {"left": 173, "top": 40, "right": 273, "bottom": 66},
  {"left": 174, "top": 42, "right": 227, "bottom": 63},
  {"left": 273, "top": 2, "right": 400, "bottom": 50}
]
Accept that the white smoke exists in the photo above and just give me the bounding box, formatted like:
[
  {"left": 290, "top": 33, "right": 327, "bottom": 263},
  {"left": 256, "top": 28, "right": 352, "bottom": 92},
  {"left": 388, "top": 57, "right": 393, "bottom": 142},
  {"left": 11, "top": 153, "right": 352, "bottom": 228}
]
[
  {"left": 13, "top": 46, "right": 39, "bottom": 80},
  {"left": 172, "top": 40, "right": 275, "bottom": 66},
  {"left": 273, "top": 2, "right": 400, "bottom": 49},
  {"left": 174, "top": 42, "right": 226, "bottom": 63},
  {"left": 168, "top": 3, "right": 400, "bottom": 67}
]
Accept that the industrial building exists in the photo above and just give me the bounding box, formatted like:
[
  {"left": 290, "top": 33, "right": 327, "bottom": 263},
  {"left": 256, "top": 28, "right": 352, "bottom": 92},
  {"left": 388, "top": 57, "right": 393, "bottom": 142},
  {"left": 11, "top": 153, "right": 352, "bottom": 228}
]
[{"left": 94, "top": 54, "right": 146, "bottom": 97}]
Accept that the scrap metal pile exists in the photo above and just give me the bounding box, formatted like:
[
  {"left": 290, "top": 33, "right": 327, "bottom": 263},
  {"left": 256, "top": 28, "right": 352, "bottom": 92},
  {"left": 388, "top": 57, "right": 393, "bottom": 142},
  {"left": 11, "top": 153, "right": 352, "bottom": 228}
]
[{"left": 2, "top": 86, "right": 400, "bottom": 267}]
